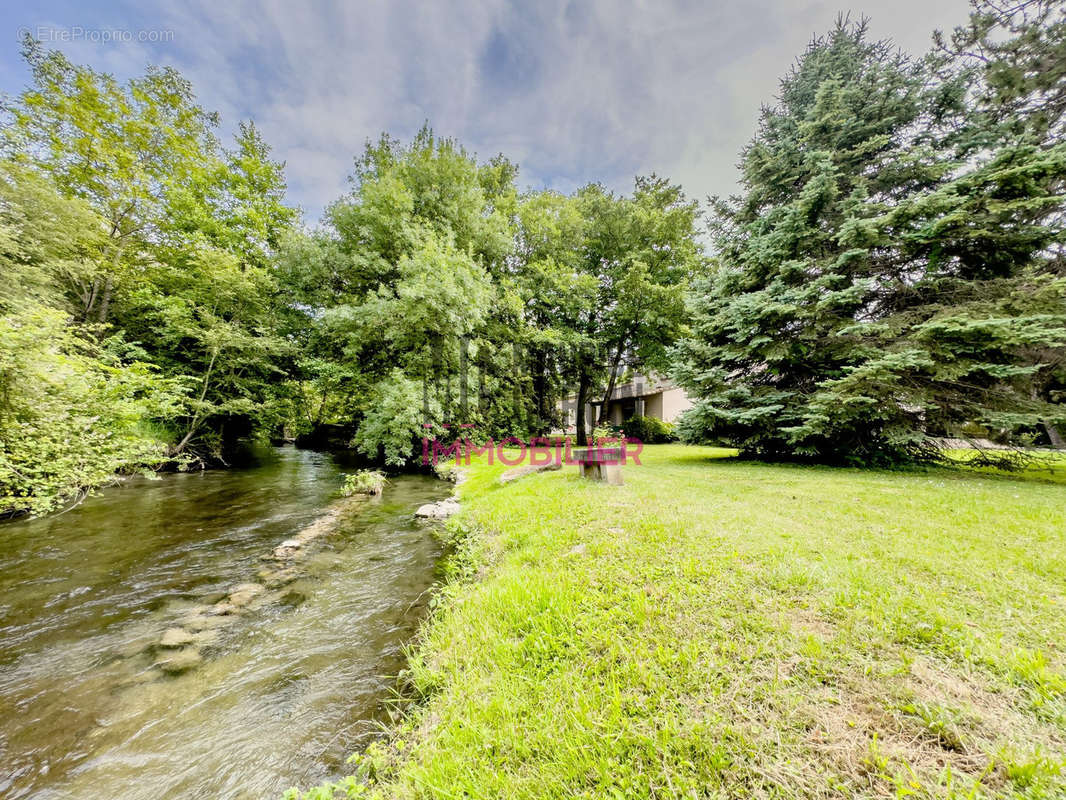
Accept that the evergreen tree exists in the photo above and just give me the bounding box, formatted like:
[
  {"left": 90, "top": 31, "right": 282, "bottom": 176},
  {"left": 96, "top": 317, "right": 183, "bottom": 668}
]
[
  {"left": 674, "top": 21, "right": 939, "bottom": 462},
  {"left": 674, "top": 14, "right": 1066, "bottom": 463},
  {"left": 929, "top": 0, "right": 1066, "bottom": 447}
]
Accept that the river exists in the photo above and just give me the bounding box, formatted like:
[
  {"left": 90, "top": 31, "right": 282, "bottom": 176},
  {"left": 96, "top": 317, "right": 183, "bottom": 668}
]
[{"left": 0, "top": 446, "right": 449, "bottom": 799}]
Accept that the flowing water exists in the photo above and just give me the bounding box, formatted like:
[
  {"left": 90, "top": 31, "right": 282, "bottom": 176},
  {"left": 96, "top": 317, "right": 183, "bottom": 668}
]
[{"left": 0, "top": 446, "right": 449, "bottom": 799}]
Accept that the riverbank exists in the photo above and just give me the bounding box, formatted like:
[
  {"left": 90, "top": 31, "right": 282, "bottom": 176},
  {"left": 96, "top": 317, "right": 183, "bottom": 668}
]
[{"left": 292, "top": 444, "right": 1066, "bottom": 799}]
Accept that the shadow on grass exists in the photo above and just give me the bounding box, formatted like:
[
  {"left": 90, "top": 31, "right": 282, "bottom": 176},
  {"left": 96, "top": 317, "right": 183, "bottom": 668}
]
[{"left": 662, "top": 443, "right": 1066, "bottom": 487}]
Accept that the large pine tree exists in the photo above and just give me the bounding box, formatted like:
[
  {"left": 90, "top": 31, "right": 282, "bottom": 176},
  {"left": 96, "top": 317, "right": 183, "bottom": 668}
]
[{"left": 674, "top": 11, "right": 1066, "bottom": 463}]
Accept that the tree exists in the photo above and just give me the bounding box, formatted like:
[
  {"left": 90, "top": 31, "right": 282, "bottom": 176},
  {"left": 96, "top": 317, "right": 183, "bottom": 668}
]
[
  {"left": 673, "top": 13, "right": 1066, "bottom": 463},
  {"left": 514, "top": 179, "right": 701, "bottom": 446},
  {"left": 935, "top": 0, "right": 1066, "bottom": 146},
  {"left": 930, "top": 0, "right": 1066, "bottom": 447},
  {"left": 0, "top": 162, "right": 106, "bottom": 314},
  {"left": 4, "top": 35, "right": 221, "bottom": 325},
  {"left": 2, "top": 39, "right": 298, "bottom": 485},
  {"left": 512, "top": 190, "right": 597, "bottom": 433},
  {"left": 0, "top": 165, "right": 175, "bottom": 515},
  {"left": 582, "top": 177, "right": 701, "bottom": 429},
  {"left": 672, "top": 20, "right": 943, "bottom": 462},
  {"left": 281, "top": 128, "right": 516, "bottom": 463},
  {"left": 351, "top": 371, "right": 441, "bottom": 466}
]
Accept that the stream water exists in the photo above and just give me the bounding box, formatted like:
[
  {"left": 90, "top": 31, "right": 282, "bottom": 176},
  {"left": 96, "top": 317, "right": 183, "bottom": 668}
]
[{"left": 0, "top": 446, "right": 449, "bottom": 799}]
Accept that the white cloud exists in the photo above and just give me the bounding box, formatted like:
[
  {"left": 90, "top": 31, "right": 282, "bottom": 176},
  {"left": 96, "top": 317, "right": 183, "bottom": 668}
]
[{"left": 11, "top": 0, "right": 973, "bottom": 220}]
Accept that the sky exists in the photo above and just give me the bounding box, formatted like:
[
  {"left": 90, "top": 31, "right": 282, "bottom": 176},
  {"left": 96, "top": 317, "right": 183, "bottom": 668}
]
[{"left": 0, "top": 0, "right": 972, "bottom": 223}]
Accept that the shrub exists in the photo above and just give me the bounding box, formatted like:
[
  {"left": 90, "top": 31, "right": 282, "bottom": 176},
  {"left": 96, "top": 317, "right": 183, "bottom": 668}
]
[
  {"left": 341, "top": 469, "right": 387, "bottom": 496},
  {"left": 0, "top": 308, "right": 173, "bottom": 517},
  {"left": 621, "top": 415, "right": 676, "bottom": 444},
  {"left": 591, "top": 423, "right": 623, "bottom": 443}
]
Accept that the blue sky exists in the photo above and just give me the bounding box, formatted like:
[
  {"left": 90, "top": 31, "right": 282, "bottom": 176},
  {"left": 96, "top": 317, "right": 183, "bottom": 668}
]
[{"left": 1, "top": 0, "right": 970, "bottom": 223}]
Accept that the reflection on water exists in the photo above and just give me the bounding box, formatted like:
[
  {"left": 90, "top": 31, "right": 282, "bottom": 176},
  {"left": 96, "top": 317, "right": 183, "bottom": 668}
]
[{"left": 0, "top": 446, "right": 447, "bottom": 799}]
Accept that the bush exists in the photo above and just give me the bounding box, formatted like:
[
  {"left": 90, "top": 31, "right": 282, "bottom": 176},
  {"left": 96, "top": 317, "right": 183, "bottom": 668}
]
[
  {"left": 341, "top": 469, "right": 387, "bottom": 496},
  {"left": 620, "top": 415, "right": 676, "bottom": 444},
  {"left": 0, "top": 308, "right": 172, "bottom": 517},
  {"left": 591, "top": 423, "right": 623, "bottom": 443}
]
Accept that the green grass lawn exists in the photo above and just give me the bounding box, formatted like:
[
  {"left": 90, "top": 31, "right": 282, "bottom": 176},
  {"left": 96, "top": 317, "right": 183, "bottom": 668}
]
[{"left": 295, "top": 445, "right": 1066, "bottom": 799}]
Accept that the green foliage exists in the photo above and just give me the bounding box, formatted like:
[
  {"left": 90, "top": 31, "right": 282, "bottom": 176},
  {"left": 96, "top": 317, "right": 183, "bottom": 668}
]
[
  {"left": 673, "top": 13, "right": 1066, "bottom": 464},
  {"left": 589, "top": 423, "right": 618, "bottom": 442},
  {"left": 281, "top": 125, "right": 704, "bottom": 457},
  {"left": 0, "top": 39, "right": 296, "bottom": 513},
  {"left": 897, "top": 700, "right": 967, "bottom": 751},
  {"left": 9, "top": 1, "right": 1062, "bottom": 511},
  {"left": 1001, "top": 751, "right": 1064, "bottom": 793},
  {"left": 350, "top": 372, "right": 441, "bottom": 466},
  {"left": 280, "top": 130, "right": 511, "bottom": 461},
  {"left": 572, "top": 179, "right": 704, "bottom": 442},
  {"left": 7, "top": 36, "right": 217, "bottom": 251},
  {"left": 118, "top": 244, "right": 291, "bottom": 461},
  {"left": 433, "top": 461, "right": 462, "bottom": 482},
  {"left": 0, "top": 308, "right": 172, "bottom": 516},
  {"left": 620, "top": 415, "right": 676, "bottom": 444},
  {"left": 0, "top": 162, "right": 105, "bottom": 314},
  {"left": 341, "top": 470, "right": 387, "bottom": 496},
  {"left": 283, "top": 776, "right": 367, "bottom": 800}
]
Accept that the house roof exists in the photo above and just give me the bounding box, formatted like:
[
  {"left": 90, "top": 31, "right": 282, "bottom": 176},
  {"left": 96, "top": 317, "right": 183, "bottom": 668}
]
[
  {"left": 599, "top": 374, "right": 678, "bottom": 403},
  {"left": 562, "top": 373, "right": 679, "bottom": 405}
]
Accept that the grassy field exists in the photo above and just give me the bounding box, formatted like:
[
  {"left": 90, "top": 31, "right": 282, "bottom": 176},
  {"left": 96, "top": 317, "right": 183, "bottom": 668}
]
[{"left": 295, "top": 445, "right": 1066, "bottom": 799}]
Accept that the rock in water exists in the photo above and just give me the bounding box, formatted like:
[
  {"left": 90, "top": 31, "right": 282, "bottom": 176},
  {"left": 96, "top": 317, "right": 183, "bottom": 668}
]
[
  {"left": 156, "top": 647, "right": 202, "bottom": 675},
  {"left": 191, "top": 629, "right": 221, "bottom": 647},
  {"left": 271, "top": 544, "right": 301, "bottom": 561},
  {"left": 159, "top": 628, "right": 196, "bottom": 648},
  {"left": 258, "top": 566, "right": 299, "bottom": 589},
  {"left": 414, "top": 498, "right": 460, "bottom": 519},
  {"left": 181, "top": 612, "right": 230, "bottom": 631},
  {"left": 209, "top": 600, "right": 237, "bottom": 616},
  {"left": 227, "top": 583, "right": 264, "bottom": 608}
]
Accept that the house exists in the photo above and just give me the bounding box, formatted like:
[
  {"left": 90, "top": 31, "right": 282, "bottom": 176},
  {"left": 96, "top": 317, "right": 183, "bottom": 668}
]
[{"left": 559, "top": 374, "right": 693, "bottom": 432}]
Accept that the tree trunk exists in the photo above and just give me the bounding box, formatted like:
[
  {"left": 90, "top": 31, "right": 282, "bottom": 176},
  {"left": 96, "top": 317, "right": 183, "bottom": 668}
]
[
  {"left": 596, "top": 343, "right": 626, "bottom": 426},
  {"left": 95, "top": 236, "right": 127, "bottom": 326},
  {"left": 172, "top": 348, "right": 219, "bottom": 456},
  {"left": 459, "top": 337, "right": 469, "bottom": 422},
  {"left": 95, "top": 275, "right": 113, "bottom": 324},
  {"left": 83, "top": 277, "right": 100, "bottom": 321},
  {"left": 531, "top": 346, "right": 549, "bottom": 434},
  {"left": 1031, "top": 385, "right": 1064, "bottom": 449},
  {"left": 575, "top": 376, "right": 590, "bottom": 446},
  {"left": 1045, "top": 421, "right": 1065, "bottom": 449},
  {"left": 512, "top": 342, "right": 524, "bottom": 431},
  {"left": 477, "top": 358, "right": 486, "bottom": 414}
]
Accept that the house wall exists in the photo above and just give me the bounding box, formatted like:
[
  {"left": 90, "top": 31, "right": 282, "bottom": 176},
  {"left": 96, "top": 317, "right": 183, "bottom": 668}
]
[
  {"left": 643, "top": 392, "right": 664, "bottom": 420},
  {"left": 660, "top": 387, "right": 694, "bottom": 422},
  {"left": 556, "top": 382, "right": 694, "bottom": 431}
]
